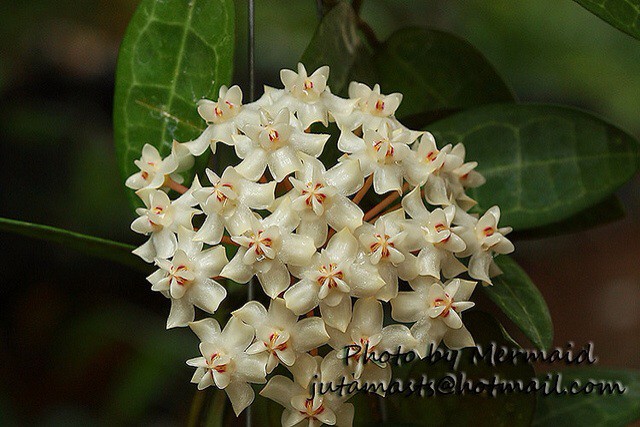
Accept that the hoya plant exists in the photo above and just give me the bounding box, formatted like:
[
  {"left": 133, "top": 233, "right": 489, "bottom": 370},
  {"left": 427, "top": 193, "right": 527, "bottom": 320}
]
[{"left": 2, "top": 0, "right": 639, "bottom": 426}]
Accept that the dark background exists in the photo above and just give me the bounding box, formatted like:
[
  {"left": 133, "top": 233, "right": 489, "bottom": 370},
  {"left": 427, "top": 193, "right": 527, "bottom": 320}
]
[{"left": 0, "top": 0, "right": 638, "bottom": 424}]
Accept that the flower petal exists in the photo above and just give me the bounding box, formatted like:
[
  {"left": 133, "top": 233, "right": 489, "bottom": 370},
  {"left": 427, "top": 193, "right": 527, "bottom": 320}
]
[
  {"left": 284, "top": 280, "right": 320, "bottom": 315},
  {"left": 257, "top": 259, "right": 290, "bottom": 298},
  {"left": 292, "top": 317, "right": 330, "bottom": 352}
]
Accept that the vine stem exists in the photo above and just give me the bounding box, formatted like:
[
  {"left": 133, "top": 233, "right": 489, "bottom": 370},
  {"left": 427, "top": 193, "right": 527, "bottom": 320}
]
[{"left": 246, "top": 1, "right": 256, "bottom": 426}]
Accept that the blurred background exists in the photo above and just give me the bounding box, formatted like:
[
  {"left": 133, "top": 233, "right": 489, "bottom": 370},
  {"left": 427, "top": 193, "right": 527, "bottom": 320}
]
[{"left": 0, "top": 0, "right": 638, "bottom": 424}]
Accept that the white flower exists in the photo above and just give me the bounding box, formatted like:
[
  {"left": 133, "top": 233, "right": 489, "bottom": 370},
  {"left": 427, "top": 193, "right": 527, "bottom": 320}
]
[
  {"left": 233, "top": 298, "right": 329, "bottom": 373},
  {"left": 391, "top": 277, "right": 476, "bottom": 352},
  {"left": 450, "top": 143, "right": 485, "bottom": 189},
  {"left": 333, "top": 82, "right": 404, "bottom": 132},
  {"left": 265, "top": 63, "right": 357, "bottom": 129},
  {"left": 233, "top": 108, "right": 330, "bottom": 181},
  {"left": 338, "top": 122, "right": 417, "bottom": 194},
  {"left": 146, "top": 227, "right": 228, "bottom": 328},
  {"left": 125, "top": 142, "right": 194, "bottom": 190},
  {"left": 192, "top": 167, "right": 276, "bottom": 244},
  {"left": 402, "top": 187, "right": 467, "bottom": 279},
  {"left": 447, "top": 143, "right": 486, "bottom": 211},
  {"left": 284, "top": 229, "right": 385, "bottom": 332},
  {"left": 403, "top": 132, "right": 462, "bottom": 188},
  {"left": 187, "top": 317, "right": 267, "bottom": 415},
  {"left": 184, "top": 85, "right": 257, "bottom": 156},
  {"left": 456, "top": 207, "right": 514, "bottom": 284},
  {"left": 220, "top": 197, "right": 315, "bottom": 298},
  {"left": 326, "top": 298, "right": 417, "bottom": 388},
  {"left": 260, "top": 352, "right": 355, "bottom": 427},
  {"left": 289, "top": 155, "right": 364, "bottom": 247},
  {"left": 355, "top": 210, "right": 418, "bottom": 300},
  {"left": 130, "top": 188, "right": 199, "bottom": 262}
]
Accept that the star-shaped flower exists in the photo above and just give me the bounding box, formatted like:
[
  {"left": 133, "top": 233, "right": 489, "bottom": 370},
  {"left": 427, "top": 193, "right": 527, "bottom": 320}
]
[
  {"left": 355, "top": 210, "right": 418, "bottom": 300},
  {"left": 326, "top": 298, "right": 417, "bottom": 388},
  {"left": 233, "top": 108, "right": 330, "bottom": 182},
  {"left": 220, "top": 197, "right": 315, "bottom": 298},
  {"left": 338, "top": 122, "right": 417, "bottom": 194},
  {"left": 260, "top": 63, "right": 357, "bottom": 129},
  {"left": 187, "top": 317, "right": 267, "bottom": 415},
  {"left": 125, "top": 142, "right": 194, "bottom": 191},
  {"left": 184, "top": 85, "right": 257, "bottom": 156},
  {"left": 260, "top": 352, "right": 355, "bottom": 427},
  {"left": 456, "top": 207, "right": 514, "bottom": 284},
  {"left": 289, "top": 155, "right": 364, "bottom": 247},
  {"left": 192, "top": 167, "right": 276, "bottom": 244},
  {"left": 131, "top": 188, "right": 200, "bottom": 262},
  {"left": 233, "top": 298, "right": 329, "bottom": 373},
  {"left": 391, "top": 277, "right": 476, "bottom": 352},
  {"left": 147, "top": 227, "right": 228, "bottom": 328},
  {"left": 333, "top": 82, "right": 404, "bottom": 132},
  {"left": 402, "top": 187, "right": 467, "bottom": 279},
  {"left": 284, "top": 229, "right": 385, "bottom": 332}
]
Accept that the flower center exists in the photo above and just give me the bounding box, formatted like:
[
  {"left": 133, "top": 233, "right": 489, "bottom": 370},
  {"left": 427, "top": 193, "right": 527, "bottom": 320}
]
[
  {"left": 208, "top": 352, "right": 228, "bottom": 373},
  {"left": 433, "top": 294, "right": 454, "bottom": 318},
  {"left": 267, "top": 331, "right": 288, "bottom": 352},
  {"left": 301, "top": 182, "right": 327, "bottom": 207},
  {"left": 370, "top": 233, "right": 393, "bottom": 258},
  {"left": 268, "top": 128, "right": 279, "bottom": 143},
  {"left": 170, "top": 264, "right": 190, "bottom": 286},
  {"left": 212, "top": 182, "right": 234, "bottom": 203},
  {"left": 303, "top": 80, "right": 314, "bottom": 90},
  {"left": 373, "top": 140, "right": 394, "bottom": 158},
  {"left": 301, "top": 398, "right": 325, "bottom": 419},
  {"left": 247, "top": 230, "right": 274, "bottom": 260},
  {"left": 317, "top": 263, "right": 344, "bottom": 289},
  {"left": 425, "top": 150, "right": 438, "bottom": 162},
  {"left": 375, "top": 99, "right": 385, "bottom": 112},
  {"left": 483, "top": 226, "right": 495, "bottom": 237}
]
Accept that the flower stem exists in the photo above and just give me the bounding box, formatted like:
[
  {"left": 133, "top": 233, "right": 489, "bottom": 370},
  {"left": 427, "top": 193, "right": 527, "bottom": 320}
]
[
  {"left": 221, "top": 235, "right": 238, "bottom": 246},
  {"left": 166, "top": 177, "right": 188, "bottom": 194},
  {"left": 363, "top": 182, "right": 409, "bottom": 221},
  {"left": 368, "top": 202, "right": 402, "bottom": 223},
  {"left": 352, "top": 175, "right": 373, "bottom": 204}
]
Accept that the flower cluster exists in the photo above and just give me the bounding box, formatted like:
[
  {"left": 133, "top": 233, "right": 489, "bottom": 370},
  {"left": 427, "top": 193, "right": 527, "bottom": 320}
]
[{"left": 127, "top": 63, "right": 514, "bottom": 425}]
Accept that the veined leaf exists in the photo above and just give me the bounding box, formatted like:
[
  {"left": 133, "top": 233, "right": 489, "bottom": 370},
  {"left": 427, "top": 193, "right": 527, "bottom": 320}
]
[
  {"left": 0, "top": 217, "right": 147, "bottom": 272},
  {"left": 301, "top": 2, "right": 367, "bottom": 95},
  {"left": 114, "top": 0, "right": 235, "bottom": 209},
  {"left": 533, "top": 368, "right": 640, "bottom": 426},
  {"left": 513, "top": 195, "right": 625, "bottom": 239},
  {"left": 374, "top": 28, "right": 515, "bottom": 120},
  {"left": 429, "top": 104, "right": 640, "bottom": 230},
  {"left": 573, "top": 0, "right": 640, "bottom": 40},
  {"left": 484, "top": 256, "right": 553, "bottom": 350}
]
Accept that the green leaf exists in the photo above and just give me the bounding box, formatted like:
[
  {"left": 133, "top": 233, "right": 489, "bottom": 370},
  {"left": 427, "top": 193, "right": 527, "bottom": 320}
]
[
  {"left": 428, "top": 104, "right": 640, "bottom": 230},
  {"left": 484, "top": 256, "right": 553, "bottom": 350},
  {"left": 573, "top": 0, "right": 640, "bottom": 40},
  {"left": 300, "top": 2, "right": 367, "bottom": 95},
  {"left": 114, "top": 0, "right": 235, "bottom": 209},
  {"left": 533, "top": 368, "right": 640, "bottom": 426},
  {"left": 0, "top": 217, "right": 148, "bottom": 272},
  {"left": 513, "top": 195, "right": 625, "bottom": 239},
  {"left": 383, "top": 312, "right": 536, "bottom": 427},
  {"left": 374, "top": 28, "right": 515, "bottom": 120}
]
